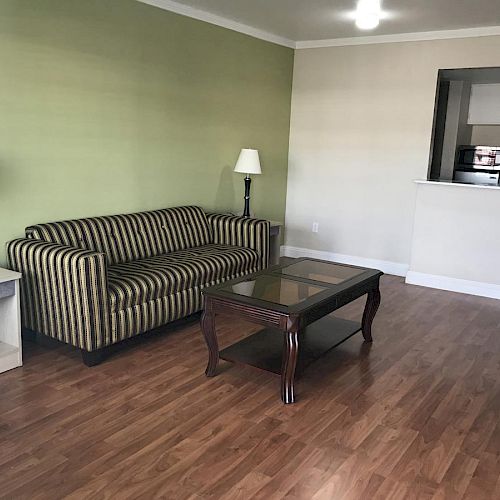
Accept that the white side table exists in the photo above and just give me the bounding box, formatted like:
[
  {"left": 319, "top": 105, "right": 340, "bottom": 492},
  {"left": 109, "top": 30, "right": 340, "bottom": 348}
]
[
  {"left": 0, "top": 268, "right": 22, "bottom": 374},
  {"left": 269, "top": 221, "right": 283, "bottom": 266}
]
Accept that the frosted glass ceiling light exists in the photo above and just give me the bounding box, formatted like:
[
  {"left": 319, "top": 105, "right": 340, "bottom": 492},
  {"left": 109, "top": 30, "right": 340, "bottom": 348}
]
[
  {"left": 356, "top": 12, "right": 380, "bottom": 29},
  {"left": 355, "top": 0, "right": 381, "bottom": 30}
]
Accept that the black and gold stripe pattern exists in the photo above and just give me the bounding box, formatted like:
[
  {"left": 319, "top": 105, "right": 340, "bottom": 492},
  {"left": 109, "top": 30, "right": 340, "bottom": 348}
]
[
  {"left": 26, "top": 206, "right": 213, "bottom": 265},
  {"left": 108, "top": 244, "right": 259, "bottom": 312},
  {"left": 7, "top": 239, "right": 110, "bottom": 351},
  {"left": 207, "top": 213, "right": 270, "bottom": 269},
  {"left": 7, "top": 207, "right": 270, "bottom": 353}
]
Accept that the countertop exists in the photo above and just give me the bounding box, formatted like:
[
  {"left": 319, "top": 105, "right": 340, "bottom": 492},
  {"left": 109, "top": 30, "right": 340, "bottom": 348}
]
[{"left": 414, "top": 179, "right": 500, "bottom": 190}]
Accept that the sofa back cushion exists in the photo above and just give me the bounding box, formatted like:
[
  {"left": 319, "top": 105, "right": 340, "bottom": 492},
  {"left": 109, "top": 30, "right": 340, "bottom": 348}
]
[
  {"left": 159, "top": 206, "right": 212, "bottom": 251},
  {"left": 25, "top": 206, "right": 212, "bottom": 265}
]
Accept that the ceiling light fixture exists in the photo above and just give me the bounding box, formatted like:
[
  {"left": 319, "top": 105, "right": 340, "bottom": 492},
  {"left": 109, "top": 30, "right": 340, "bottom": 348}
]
[{"left": 355, "top": 0, "right": 381, "bottom": 30}]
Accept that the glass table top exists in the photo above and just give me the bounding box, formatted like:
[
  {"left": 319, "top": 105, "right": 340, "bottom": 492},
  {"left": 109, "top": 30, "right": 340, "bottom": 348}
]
[
  {"left": 278, "top": 260, "right": 366, "bottom": 285},
  {"left": 221, "top": 275, "right": 328, "bottom": 306}
]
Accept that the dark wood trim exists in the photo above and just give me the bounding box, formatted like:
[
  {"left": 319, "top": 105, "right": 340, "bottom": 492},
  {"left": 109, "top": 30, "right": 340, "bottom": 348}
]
[
  {"left": 201, "top": 297, "right": 219, "bottom": 376},
  {"left": 203, "top": 257, "right": 382, "bottom": 316},
  {"left": 281, "top": 329, "right": 300, "bottom": 404},
  {"left": 210, "top": 296, "right": 284, "bottom": 329},
  {"left": 218, "top": 316, "right": 361, "bottom": 377},
  {"left": 200, "top": 258, "right": 383, "bottom": 403},
  {"left": 362, "top": 286, "right": 381, "bottom": 342}
]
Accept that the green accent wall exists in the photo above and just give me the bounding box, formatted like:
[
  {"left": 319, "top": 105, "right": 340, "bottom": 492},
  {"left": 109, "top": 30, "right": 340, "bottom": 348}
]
[{"left": 0, "top": 0, "right": 293, "bottom": 265}]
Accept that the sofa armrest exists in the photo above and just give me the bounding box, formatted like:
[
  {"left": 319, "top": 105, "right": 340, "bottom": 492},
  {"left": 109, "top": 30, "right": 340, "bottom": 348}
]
[
  {"left": 207, "top": 213, "right": 270, "bottom": 269},
  {"left": 6, "top": 239, "right": 110, "bottom": 351}
]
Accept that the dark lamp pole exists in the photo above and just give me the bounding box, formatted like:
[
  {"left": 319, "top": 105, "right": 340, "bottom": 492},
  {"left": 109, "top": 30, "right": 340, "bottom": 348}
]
[{"left": 243, "top": 175, "right": 251, "bottom": 217}]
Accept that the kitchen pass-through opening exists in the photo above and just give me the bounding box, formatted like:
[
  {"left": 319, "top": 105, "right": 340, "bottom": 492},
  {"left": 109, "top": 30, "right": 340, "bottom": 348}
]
[{"left": 428, "top": 67, "right": 500, "bottom": 186}]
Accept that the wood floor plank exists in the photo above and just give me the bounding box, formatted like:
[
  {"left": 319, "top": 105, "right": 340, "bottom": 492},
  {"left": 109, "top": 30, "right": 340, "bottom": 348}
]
[{"left": 2, "top": 275, "right": 500, "bottom": 499}]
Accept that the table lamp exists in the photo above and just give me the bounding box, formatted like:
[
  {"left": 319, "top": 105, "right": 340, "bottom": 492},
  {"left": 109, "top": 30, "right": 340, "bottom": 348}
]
[{"left": 234, "top": 148, "right": 262, "bottom": 218}]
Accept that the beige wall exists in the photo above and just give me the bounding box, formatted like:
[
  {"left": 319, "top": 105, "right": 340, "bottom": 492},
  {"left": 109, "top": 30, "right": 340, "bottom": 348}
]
[
  {"left": 286, "top": 35, "right": 500, "bottom": 270},
  {"left": 408, "top": 182, "right": 500, "bottom": 292}
]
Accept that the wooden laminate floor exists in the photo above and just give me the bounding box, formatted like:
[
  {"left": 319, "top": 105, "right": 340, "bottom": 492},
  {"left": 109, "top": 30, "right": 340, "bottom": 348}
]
[{"left": 1, "top": 275, "right": 500, "bottom": 499}]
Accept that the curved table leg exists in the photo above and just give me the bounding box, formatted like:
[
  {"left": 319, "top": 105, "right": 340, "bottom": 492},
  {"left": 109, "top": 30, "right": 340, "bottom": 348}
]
[
  {"left": 201, "top": 301, "right": 219, "bottom": 377},
  {"left": 361, "top": 288, "right": 381, "bottom": 342},
  {"left": 281, "top": 330, "right": 299, "bottom": 404}
]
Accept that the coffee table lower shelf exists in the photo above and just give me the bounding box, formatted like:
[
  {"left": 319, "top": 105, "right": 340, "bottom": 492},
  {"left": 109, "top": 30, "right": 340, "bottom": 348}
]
[{"left": 219, "top": 315, "right": 361, "bottom": 376}]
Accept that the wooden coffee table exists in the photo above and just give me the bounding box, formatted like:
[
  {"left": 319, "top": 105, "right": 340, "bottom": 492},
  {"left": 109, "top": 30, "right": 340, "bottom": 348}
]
[{"left": 201, "top": 257, "right": 382, "bottom": 404}]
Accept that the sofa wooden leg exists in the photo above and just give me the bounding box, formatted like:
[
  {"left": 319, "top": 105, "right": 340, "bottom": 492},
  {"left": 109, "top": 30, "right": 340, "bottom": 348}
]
[{"left": 81, "top": 349, "right": 106, "bottom": 367}]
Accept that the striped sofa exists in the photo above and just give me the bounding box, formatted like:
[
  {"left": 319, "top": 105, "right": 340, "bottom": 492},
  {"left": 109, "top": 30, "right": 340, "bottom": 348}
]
[{"left": 7, "top": 206, "right": 270, "bottom": 366}]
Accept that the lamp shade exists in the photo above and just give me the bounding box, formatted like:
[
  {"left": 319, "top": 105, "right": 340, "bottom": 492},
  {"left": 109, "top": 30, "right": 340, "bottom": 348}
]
[{"left": 234, "top": 149, "right": 262, "bottom": 175}]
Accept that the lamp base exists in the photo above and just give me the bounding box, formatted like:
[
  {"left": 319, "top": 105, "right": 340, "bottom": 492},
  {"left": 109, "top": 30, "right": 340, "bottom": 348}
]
[{"left": 243, "top": 175, "right": 251, "bottom": 218}]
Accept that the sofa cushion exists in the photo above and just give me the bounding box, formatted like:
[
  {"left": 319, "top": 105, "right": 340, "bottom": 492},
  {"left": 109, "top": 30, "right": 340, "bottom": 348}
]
[
  {"left": 25, "top": 206, "right": 212, "bottom": 265},
  {"left": 107, "top": 244, "right": 259, "bottom": 312},
  {"left": 159, "top": 206, "right": 212, "bottom": 252}
]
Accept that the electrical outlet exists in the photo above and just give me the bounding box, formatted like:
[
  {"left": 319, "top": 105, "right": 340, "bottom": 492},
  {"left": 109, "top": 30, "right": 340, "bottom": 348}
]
[{"left": 312, "top": 222, "right": 319, "bottom": 233}]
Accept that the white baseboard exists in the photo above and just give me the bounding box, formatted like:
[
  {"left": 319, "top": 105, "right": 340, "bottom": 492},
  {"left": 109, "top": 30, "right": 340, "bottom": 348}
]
[
  {"left": 280, "top": 245, "right": 500, "bottom": 299},
  {"left": 405, "top": 271, "right": 500, "bottom": 300},
  {"left": 280, "top": 245, "right": 409, "bottom": 277}
]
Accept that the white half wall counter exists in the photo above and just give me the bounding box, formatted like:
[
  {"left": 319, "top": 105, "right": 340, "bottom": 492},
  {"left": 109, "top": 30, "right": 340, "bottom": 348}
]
[{"left": 406, "top": 180, "right": 500, "bottom": 299}]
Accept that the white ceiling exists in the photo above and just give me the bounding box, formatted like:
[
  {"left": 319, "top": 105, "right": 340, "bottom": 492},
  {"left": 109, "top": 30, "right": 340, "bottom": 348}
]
[{"left": 140, "top": 0, "right": 500, "bottom": 48}]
